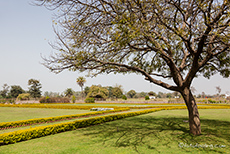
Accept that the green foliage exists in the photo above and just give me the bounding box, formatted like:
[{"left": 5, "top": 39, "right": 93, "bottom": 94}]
[
  {"left": 84, "top": 97, "right": 95, "bottom": 103},
  {"left": 127, "top": 90, "right": 136, "bottom": 98},
  {"left": 139, "top": 92, "right": 147, "bottom": 98},
  {"left": 145, "top": 95, "right": 150, "bottom": 100},
  {"left": 39, "top": 97, "right": 70, "bottom": 103},
  {"left": 122, "top": 95, "right": 127, "bottom": 100},
  {"left": 84, "top": 86, "right": 90, "bottom": 97},
  {"left": 9, "top": 85, "right": 25, "bottom": 98},
  {"left": 86, "top": 85, "right": 109, "bottom": 100},
  {"left": 39, "top": 0, "right": 229, "bottom": 98},
  {"left": 76, "top": 77, "right": 86, "bottom": 89},
  {"left": 28, "top": 79, "right": 42, "bottom": 98},
  {"left": 71, "top": 95, "right": 76, "bottom": 103},
  {"left": 76, "top": 76, "right": 86, "bottom": 98},
  {"left": 0, "top": 84, "right": 9, "bottom": 98},
  {"left": 16, "top": 93, "right": 30, "bottom": 101},
  {"left": 0, "top": 99, "right": 15, "bottom": 104},
  {"left": 64, "top": 88, "right": 74, "bottom": 97},
  {"left": 112, "top": 87, "right": 123, "bottom": 99},
  {"left": 44, "top": 91, "right": 62, "bottom": 97},
  {"left": 148, "top": 91, "right": 156, "bottom": 96}
]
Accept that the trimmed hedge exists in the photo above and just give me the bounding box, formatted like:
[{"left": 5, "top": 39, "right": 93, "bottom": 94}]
[
  {"left": 0, "top": 108, "right": 166, "bottom": 145},
  {"left": 0, "top": 105, "right": 229, "bottom": 145},
  {"left": 0, "top": 108, "right": 129, "bottom": 130},
  {"left": 0, "top": 104, "right": 128, "bottom": 110},
  {"left": 85, "top": 97, "right": 95, "bottom": 103},
  {"left": 39, "top": 97, "right": 70, "bottom": 103}
]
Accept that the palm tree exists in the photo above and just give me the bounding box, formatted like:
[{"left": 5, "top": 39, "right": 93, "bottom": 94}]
[{"left": 76, "top": 76, "right": 86, "bottom": 99}]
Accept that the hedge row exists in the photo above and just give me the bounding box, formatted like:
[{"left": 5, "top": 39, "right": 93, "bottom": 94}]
[
  {"left": 1, "top": 105, "right": 230, "bottom": 145},
  {"left": 0, "top": 108, "right": 129, "bottom": 130},
  {"left": 0, "top": 104, "right": 128, "bottom": 110},
  {"left": 0, "top": 107, "right": 178, "bottom": 145},
  {"left": 39, "top": 97, "right": 70, "bottom": 103},
  {"left": 130, "top": 105, "right": 230, "bottom": 109}
]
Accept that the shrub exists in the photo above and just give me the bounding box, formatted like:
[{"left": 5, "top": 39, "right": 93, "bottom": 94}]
[
  {"left": 85, "top": 97, "right": 95, "bottom": 103},
  {"left": 145, "top": 95, "right": 150, "bottom": 100},
  {"left": 72, "top": 95, "right": 76, "bottom": 103},
  {"left": 122, "top": 95, "right": 127, "bottom": 100},
  {"left": 39, "top": 97, "right": 70, "bottom": 103},
  {"left": 0, "top": 99, "right": 15, "bottom": 104},
  {"left": 16, "top": 93, "right": 30, "bottom": 101}
]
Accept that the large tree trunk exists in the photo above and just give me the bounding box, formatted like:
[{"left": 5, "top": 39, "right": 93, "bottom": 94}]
[{"left": 181, "top": 87, "right": 201, "bottom": 135}]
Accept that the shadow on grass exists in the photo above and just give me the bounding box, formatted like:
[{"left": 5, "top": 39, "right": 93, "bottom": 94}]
[{"left": 77, "top": 116, "right": 230, "bottom": 154}]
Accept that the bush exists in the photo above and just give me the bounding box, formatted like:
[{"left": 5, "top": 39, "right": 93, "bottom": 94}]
[
  {"left": 145, "top": 95, "right": 150, "bottom": 100},
  {"left": 72, "top": 95, "right": 76, "bottom": 103},
  {"left": 0, "top": 99, "right": 15, "bottom": 104},
  {"left": 16, "top": 93, "right": 30, "bottom": 101},
  {"left": 39, "top": 97, "right": 70, "bottom": 103},
  {"left": 85, "top": 97, "right": 95, "bottom": 103},
  {"left": 122, "top": 95, "right": 127, "bottom": 100}
]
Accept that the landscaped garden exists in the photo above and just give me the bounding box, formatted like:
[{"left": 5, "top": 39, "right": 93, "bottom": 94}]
[{"left": 0, "top": 103, "right": 229, "bottom": 154}]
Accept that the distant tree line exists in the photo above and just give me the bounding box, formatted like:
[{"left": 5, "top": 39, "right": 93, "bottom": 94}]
[
  {"left": 0, "top": 79, "right": 42, "bottom": 100},
  {"left": 1, "top": 80, "right": 227, "bottom": 101}
]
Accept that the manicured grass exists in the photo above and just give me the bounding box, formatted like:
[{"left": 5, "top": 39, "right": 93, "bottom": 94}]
[
  {"left": 0, "top": 107, "right": 91, "bottom": 122},
  {"left": 0, "top": 109, "right": 229, "bottom": 154},
  {"left": 0, "top": 109, "right": 143, "bottom": 134}
]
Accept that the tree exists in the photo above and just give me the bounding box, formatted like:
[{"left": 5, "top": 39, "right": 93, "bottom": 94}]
[
  {"left": 139, "top": 92, "right": 147, "bottom": 98},
  {"left": 37, "top": 0, "right": 230, "bottom": 135},
  {"left": 84, "top": 86, "right": 90, "bottom": 97},
  {"left": 28, "top": 79, "right": 42, "bottom": 98},
  {"left": 64, "top": 88, "right": 74, "bottom": 98},
  {"left": 107, "top": 86, "right": 114, "bottom": 98},
  {"left": 127, "top": 90, "right": 137, "bottom": 98},
  {"left": 86, "top": 85, "right": 109, "bottom": 100},
  {"left": 216, "top": 86, "right": 222, "bottom": 95},
  {"left": 148, "top": 91, "right": 156, "bottom": 97},
  {"left": 76, "top": 76, "right": 86, "bottom": 99},
  {"left": 112, "top": 86, "right": 123, "bottom": 100},
  {"left": 9, "top": 85, "right": 25, "bottom": 98},
  {"left": 215, "top": 86, "right": 222, "bottom": 99},
  {"left": 0, "top": 84, "right": 9, "bottom": 98},
  {"left": 17, "top": 93, "right": 30, "bottom": 101}
]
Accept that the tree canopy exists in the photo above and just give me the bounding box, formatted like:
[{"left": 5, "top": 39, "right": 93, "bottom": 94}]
[
  {"left": 36, "top": 0, "right": 230, "bottom": 135},
  {"left": 127, "top": 90, "right": 137, "bottom": 98},
  {"left": 38, "top": 0, "right": 229, "bottom": 91},
  {"left": 9, "top": 85, "right": 25, "bottom": 98},
  {"left": 28, "top": 79, "right": 42, "bottom": 98},
  {"left": 0, "top": 84, "right": 9, "bottom": 98},
  {"left": 86, "top": 85, "right": 109, "bottom": 100},
  {"left": 64, "top": 88, "right": 74, "bottom": 97}
]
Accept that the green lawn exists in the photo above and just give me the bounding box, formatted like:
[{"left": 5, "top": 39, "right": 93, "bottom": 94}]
[
  {"left": 0, "top": 107, "right": 91, "bottom": 122},
  {"left": 0, "top": 109, "right": 143, "bottom": 134},
  {"left": 0, "top": 109, "right": 229, "bottom": 154}
]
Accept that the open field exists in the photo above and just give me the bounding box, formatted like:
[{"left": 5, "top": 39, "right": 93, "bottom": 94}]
[{"left": 0, "top": 109, "right": 229, "bottom": 154}]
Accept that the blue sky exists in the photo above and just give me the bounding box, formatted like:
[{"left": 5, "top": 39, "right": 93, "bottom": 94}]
[{"left": 0, "top": 0, "right": 229, "bottom": 95}]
